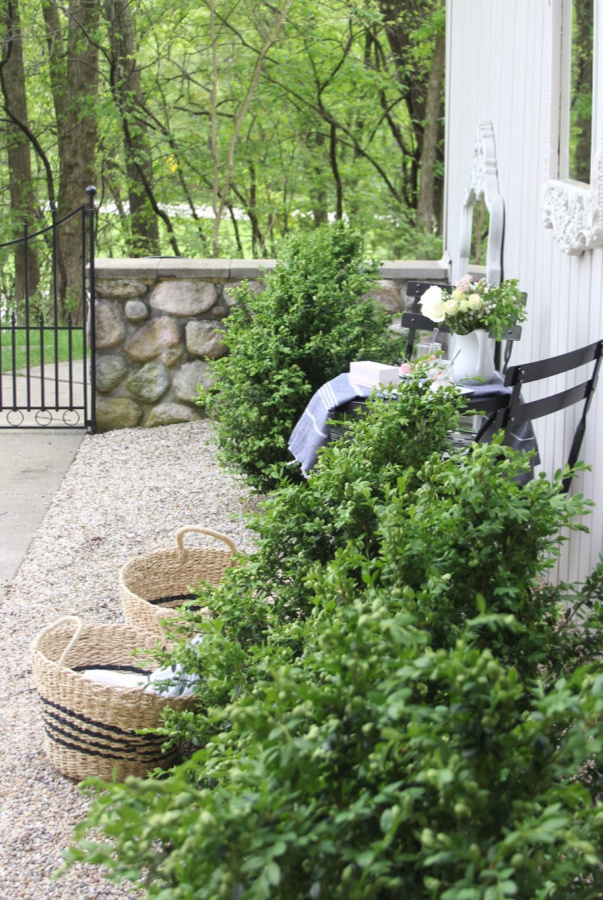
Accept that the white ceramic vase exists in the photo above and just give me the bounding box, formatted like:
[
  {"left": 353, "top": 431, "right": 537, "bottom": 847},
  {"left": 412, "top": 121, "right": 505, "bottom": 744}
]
[{"left": 449, "top": 328, "right": 496, "bottom": 384}]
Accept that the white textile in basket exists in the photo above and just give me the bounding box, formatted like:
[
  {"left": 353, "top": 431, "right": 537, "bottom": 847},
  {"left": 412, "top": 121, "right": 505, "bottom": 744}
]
[{"left": 82, "top": 635, "right": 203, "bottom": 698}]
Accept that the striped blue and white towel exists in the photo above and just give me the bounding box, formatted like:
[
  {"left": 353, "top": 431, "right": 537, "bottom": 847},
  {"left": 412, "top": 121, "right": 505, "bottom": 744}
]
[{"left": 288, "top": 373, "right": 371, "bottom": 474}]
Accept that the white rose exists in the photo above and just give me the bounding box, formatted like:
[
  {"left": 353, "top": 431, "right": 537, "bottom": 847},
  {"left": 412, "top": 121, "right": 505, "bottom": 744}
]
[
  {"left": 443, "top": 298, "right": 459, "bottom": 315},
  {"left": 467, "top": 293, "right": 484, "bottom": 311},
  {"left": 419, "top": 286, "right": 445, "bottom": 322}
]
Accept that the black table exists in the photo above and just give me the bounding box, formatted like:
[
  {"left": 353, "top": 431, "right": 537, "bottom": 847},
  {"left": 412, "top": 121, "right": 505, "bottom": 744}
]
[{"left": 288, "top": 372, "right": 539, "bottom": 475}]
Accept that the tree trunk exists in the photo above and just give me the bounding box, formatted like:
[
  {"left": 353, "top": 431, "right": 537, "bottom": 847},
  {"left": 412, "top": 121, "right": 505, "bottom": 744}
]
[
  {"left": 42, "top": 0, "right": 67, "bottom": 157},
  {"left": 104, "top": 0, "right": 160, "bottom": 256},
  {"left": 248, "top": 162, "right": 265, "bottom": 256},
  {"left": 379, "top": 0, "right": 427, "bottom": 163},
  {"left": 0, "top": 0, "right": 41, "bottom": 308},
  {"left": 44, "top": 0, "right": 99, "bottom": 322},
  {"left": 378, "top": 0, "right": 445, "bottom": 219},
  {"left": 416, "top": 28, "right": 445, "bottom": 231},
  {"left": 309, "top": 131, "right": 328, "bottom": 226},
  {"left": 329, "top": 122, "right": 343, "bottom": 221}
]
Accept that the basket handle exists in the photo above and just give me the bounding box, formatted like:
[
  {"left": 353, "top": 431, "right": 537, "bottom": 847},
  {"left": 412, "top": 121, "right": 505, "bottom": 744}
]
[
  {"left": 33, "top": 615, "right": 84, "bottom": 668},
  {"left": 175, "top": 526, "right": 238, "bottom": 560}
]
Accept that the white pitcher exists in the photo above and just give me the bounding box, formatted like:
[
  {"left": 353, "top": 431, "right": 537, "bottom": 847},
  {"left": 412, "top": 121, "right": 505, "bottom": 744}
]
[{"left": 449, "top": 329, "right": 496, "bottom": 384}]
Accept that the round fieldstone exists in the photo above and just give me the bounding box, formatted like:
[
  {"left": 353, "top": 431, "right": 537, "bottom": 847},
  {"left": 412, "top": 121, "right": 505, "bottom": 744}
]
[
  {"left": 124, "top": 316, "right": 182, "bottom": 363},
  {"left": 127, "top": 360, "right": 170, "bottom": 402},
  {"left": 124, "top": 300, "right": 150, "bottom": 323},
  {"left": 161, "top": 345, "right": 184, "bottom": 368},
  {"left": 185, "top": 321, "right": 227, "bottom": 359},
  {"left": 173, "top": 361, "right": 213, "bottom": 404},
  {"left": 95, "top": 301, "right": 126, "bottom": 350},
  {"left": 368, "top": 280, "right": 403, "bottom": 314},
  {"left": 96, "top": 279, "right": 147, "bottom": 300},
  {"left": 151, "top": 281, "right": 217, "bottom": 316},
  {"left": 145, "top": 402, "right": 200, "bottom": 428},
  {"left": 96, "top": 354, "right": 128, "bottom": 393},
  {"left": 96, "top": 397, "right": 142, "bottom": 432}
]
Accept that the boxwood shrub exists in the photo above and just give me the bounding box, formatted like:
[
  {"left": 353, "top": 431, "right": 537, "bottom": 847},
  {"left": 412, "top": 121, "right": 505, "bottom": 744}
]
[
  {"left": 68, "top": 561, "right": 603, "bottom": 900},
  {"left": 63, "top": 380, "right": 603, "bottom": 899},
  {"left": 200, "top": 223, "right": 402, "bottom": 491}
]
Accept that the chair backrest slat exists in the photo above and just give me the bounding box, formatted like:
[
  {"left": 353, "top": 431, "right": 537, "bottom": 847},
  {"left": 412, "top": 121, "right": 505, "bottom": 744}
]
[
  {"left": 496, "top": 338, "right": 603, "bottom": 493},
  {"left": 405, "top": 280, "right": 454, "bottom": 300},
  {"left": 401, "top": 312, "right": 451, "bottom": 333},
  {"left": 503, "top": 382, "right": 591, "bottom": 427},
  {"left": 504, "top": 340, "right": 603, "bottom": 385}
]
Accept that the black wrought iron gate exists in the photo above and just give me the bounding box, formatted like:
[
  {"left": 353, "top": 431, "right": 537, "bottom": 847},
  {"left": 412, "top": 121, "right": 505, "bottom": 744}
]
[{"left": 0, "top": 187, "right": 96, "bottom": 431}]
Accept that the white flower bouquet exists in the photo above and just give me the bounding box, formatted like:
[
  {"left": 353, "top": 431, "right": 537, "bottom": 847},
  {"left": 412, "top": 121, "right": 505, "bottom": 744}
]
[{"left": 419, "top": 275, "right": 526, "bottom": 340}]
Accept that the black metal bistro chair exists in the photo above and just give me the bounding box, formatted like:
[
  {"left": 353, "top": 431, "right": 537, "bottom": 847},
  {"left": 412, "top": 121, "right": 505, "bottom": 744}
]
[
  {"left": 403, "top": 281, "right": 524, "bottom": 373},
  {"left": 490, "top": 339, "right": 603, "bottom": 492}
]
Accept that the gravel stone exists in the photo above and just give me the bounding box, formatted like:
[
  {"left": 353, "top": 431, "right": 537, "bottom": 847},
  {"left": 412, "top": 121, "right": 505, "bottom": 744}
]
[{"left": 0, "top": 421, "right": 259, "bottom": 898}]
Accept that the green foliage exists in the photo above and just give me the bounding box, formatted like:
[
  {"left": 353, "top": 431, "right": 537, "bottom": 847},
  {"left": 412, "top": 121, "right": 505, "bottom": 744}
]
[
  {"left": 202, "top": 223, "right": 402, "bottom": 491},
  {"left": 422, "top": 278, "right": 527, "bottom": 341},
  {"left": 67, "top": 580, "right": 603, "bottom": 898},
  {"left": 568, "top": 0, "right": 593, "bottom": 183},
  {"left": 62, "top": 377, "right": 603, "bottom": 899},
  {"left": 533, "top": 554, "right": 603, "bottom": 680},
  {"left": 370, "top": 442, "right": 589, "bottom": 676},
  {"left": 201, "top": 373, "right": 462, "bottom": 641},
  {"left": 161, "top": 438, "right": 592, "bottom": 752},
  {"left": 1, "top": 0, "right": 447, "bottom": 264}
]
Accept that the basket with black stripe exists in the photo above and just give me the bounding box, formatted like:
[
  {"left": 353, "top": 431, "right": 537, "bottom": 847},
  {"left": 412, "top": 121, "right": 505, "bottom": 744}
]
[
  {"left": 30, "top": 616, "right": 195, "bottom": 781},
  {"left": 119, "top": 526, "right": 238, "bottom": 637}
]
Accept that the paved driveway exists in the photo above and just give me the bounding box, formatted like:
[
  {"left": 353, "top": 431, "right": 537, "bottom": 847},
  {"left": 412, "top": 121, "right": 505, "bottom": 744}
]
[{"left": 0, "top": 362, "right": 86, "bottom": 584}]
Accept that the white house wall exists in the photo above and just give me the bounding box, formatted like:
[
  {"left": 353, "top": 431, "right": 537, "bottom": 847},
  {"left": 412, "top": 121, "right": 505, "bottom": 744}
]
[{"left": 445, "top": 0, "right": 603, "bottom": 583}]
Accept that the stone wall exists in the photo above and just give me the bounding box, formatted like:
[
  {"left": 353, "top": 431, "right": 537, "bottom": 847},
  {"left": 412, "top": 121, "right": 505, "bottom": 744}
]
[{"left": 93, "top": 257, "right": 450, "bottom": 432}]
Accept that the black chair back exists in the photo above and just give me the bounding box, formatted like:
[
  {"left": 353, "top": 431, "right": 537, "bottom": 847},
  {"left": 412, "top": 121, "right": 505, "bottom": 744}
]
[
  {"left": 493, "top": 339, "right": 603, "bottom": 492},
  {"left": 403, "top": 281, "right": 524, "bottom": 372}
]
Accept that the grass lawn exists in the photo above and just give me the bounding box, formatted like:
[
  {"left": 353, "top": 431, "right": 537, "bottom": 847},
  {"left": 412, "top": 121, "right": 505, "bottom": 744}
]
[{"left": 0, "top": 325, "right": 85, "bottom": 373}]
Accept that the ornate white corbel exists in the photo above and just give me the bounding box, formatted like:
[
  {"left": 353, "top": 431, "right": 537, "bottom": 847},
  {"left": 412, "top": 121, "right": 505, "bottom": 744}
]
[{"left": 542, "top": 155, "right": 603, "bottom": 255}]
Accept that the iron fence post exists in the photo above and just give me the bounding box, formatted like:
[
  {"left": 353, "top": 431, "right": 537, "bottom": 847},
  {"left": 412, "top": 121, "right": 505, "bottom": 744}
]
[
  {"left": 24, "top": 216, "right": 31, "bottom": 409},
  {"left": 86, "top": 185, "right": 97, "bottom": 433}
]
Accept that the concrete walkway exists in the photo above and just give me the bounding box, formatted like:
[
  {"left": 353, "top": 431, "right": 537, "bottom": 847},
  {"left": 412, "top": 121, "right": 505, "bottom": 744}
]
[
  {"left": 0, "top": 362, "right": 86, "bottom": 584},
  {"left": 0, "top": 359, "right": 88, "bottom": 428}
]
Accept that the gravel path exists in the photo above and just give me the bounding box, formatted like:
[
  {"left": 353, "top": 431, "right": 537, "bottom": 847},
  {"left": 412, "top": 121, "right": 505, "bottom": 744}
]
[{"left": 0, "top": 422, "right": 259, "bottom": 899}]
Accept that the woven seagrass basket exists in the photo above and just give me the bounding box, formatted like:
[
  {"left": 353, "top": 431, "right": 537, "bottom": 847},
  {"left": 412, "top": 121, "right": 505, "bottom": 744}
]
[
  {"left": 31, "top": 616, "right": 195, "bottom": 782},
  {"left": 119, "top": 526, "right": 238, "bottom": 637}
]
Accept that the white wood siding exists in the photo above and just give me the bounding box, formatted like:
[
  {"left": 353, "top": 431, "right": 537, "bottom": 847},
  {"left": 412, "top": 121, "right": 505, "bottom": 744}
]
[{"left": 445, "top": 0, "right": 602, "bottom": 583}]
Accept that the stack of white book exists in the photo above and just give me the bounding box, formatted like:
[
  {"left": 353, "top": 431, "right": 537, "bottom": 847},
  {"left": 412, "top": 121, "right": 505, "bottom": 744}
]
[{"left": 349, "top": 360, "right": 399, "bottom": 388}]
